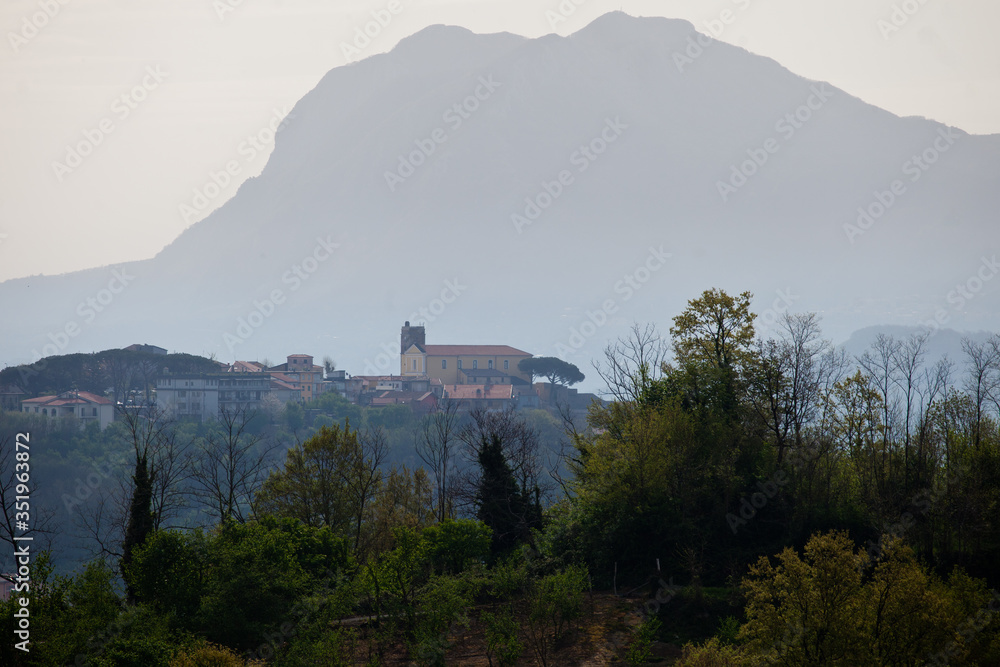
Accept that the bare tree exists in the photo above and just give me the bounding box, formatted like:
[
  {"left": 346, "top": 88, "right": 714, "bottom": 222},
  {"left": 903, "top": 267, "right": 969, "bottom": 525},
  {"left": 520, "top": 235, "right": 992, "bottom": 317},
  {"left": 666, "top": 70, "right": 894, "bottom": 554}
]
[
  {"left": 594, "top": 323, "right": 668, "bottom": 403},
  {"left": 0, "top": 433, "right": 58, "bottom": 583},
  {"left": 135, "top": 358, "right": 160, "bottom": 406},
  {"left": 858, "top": 334, "right": 902, "bottom": 463},
  {"left": 102, "top": 354, "right": 136, "bottom": 405},
  {"left": 416, "top": 399, "right": 461, "bottom": 522},
  {"left": 191, "top": 405, "right": 276, "bottom": 524},
  {"left": 961, "top": 336, "right": 1000, "bottom": 450},
  {"left": 73, "top": 405, "right": 193, "bottom": 591},
  {"left": 457, "top": 406, "right": 546, "bottom": 514},
  {"left": 748, "top": 313, "right": 831, "bottom": 464},
  {"left": 343, "top": 427, "right": 388, "bottom": 555}
]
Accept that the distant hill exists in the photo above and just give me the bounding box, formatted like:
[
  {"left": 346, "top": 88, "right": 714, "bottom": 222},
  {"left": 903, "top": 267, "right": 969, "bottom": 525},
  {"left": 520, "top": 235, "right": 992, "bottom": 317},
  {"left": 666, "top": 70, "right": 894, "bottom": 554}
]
[
  {"left": 1, "top": 12, "right": 997, "bottom": 384},
  {"left": 0, "top": 348, "right": 220, "bottom": 400}
]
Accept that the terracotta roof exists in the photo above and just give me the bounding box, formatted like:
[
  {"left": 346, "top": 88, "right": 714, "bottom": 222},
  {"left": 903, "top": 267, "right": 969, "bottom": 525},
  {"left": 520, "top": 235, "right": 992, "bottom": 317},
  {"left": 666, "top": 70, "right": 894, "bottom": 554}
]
[
  {"left": 443, "top": 384, "right": 515, "bottom": 400},
  {"left": 230, "top": 361, "right": 265, "bottom": 373},
  {"left": 22, "top": 391, "right": 112, "bottom": 406},
  {"left": 270, "top": 377, "right": 299, "bottom": 391},
  {"left": 424, "top": 345, "right": 530, "bottom": 357}
]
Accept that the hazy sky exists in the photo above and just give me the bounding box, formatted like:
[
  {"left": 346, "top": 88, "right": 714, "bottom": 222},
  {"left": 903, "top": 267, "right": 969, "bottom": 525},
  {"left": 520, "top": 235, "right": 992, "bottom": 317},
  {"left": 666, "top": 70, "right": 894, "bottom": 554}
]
[{"left": 1, "top": 0, "right": 997, "bottom": 283}]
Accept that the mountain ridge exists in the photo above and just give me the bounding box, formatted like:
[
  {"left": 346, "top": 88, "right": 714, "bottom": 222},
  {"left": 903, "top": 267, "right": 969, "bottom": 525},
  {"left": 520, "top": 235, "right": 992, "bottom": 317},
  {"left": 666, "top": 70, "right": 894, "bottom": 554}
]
[{"left": 3, "top": 12, "right": 997, "bottom": 376}]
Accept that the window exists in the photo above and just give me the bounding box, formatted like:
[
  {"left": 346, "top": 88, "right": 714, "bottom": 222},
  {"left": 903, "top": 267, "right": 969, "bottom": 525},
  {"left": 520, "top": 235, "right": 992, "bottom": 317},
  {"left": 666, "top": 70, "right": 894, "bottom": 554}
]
[
  {"left": 457, "top": 360, "right": 462, "bottom": 369},
  {"left": 92, "top": 408, "right": 98, "bottom": 416},
  {"left": 504, "top": 360, "right": 509, "bottom": 370},
  {"left": 442, "top": 359, "right": 447, "bottom": 369},
  {"left": 488, "top": 360, "right": 493, "bottom": 369},
  {"left": 412, "top": 359, "right": 417, "bottom": 371},
  {"left": 472, "top": 360, "right": 478, "bottom": 369}
]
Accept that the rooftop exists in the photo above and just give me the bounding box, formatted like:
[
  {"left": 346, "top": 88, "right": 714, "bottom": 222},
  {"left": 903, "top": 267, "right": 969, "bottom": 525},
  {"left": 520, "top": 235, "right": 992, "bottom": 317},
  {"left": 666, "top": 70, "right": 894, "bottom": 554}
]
[{"left": 424, "top": 345, "right": 530, "bottom": 357}]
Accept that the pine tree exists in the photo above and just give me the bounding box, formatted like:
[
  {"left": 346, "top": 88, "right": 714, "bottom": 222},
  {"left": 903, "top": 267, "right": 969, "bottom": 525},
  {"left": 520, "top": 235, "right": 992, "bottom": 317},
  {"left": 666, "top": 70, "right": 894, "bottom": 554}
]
[
  {"left": 476, "top": 434, "right": 529, "bottom": 556},
  {"left": 121, "top": 453, "right": 154, "bottom": 602}
]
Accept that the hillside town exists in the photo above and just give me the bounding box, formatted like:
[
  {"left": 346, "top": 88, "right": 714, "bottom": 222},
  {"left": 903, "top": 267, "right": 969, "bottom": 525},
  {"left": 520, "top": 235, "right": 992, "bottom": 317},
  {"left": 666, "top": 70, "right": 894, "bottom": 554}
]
[{"left": 7, "top": 322, "right": 600, "bottom": 428}]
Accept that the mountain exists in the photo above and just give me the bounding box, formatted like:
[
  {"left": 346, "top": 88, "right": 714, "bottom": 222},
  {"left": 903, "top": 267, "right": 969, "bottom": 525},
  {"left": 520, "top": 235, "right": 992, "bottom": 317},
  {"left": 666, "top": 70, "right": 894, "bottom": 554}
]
[{"left": 3, "top": 12, "right": 999, "bottom": 387}]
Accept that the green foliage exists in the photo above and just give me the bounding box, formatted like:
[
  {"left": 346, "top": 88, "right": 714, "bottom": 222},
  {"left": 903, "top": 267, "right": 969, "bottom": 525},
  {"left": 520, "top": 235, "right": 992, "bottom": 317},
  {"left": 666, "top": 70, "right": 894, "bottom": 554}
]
[
  {"left": 740, "top": 531, "right": 995, "bottom": 665},
  {"left": 0, "top": 348, "right": 218, "bottom": 397},
  {"left": 517, "top": 356, "right": 585, "bottom": 386},
  {"left": 126, "top": 520, "right": 352, "bottom": 652},
  {"left": 482, "top": 606, "right": 523, "bottom": 667},
  {"left": 90, "top": 632, "right": 177, "bottom": 667},
  {"left": 675, "top": 637, "right": 756, "bottom": 666},
  {"left": 525, "top": 564, "right": 589, "bottom": 666},
  {"left": 670, "top": 288, "right": 756, "bottom": 370},
  {"left": 626, "top": 616, "right": 662, "bottom": 666},
  {"left": 422, "top": 519, "right": 492, "bottom": 575},
  {"left": 717, "top": 615, "right": 740, "bottom": 645},
  {"left": 411, "top": 574, "right": 477, "bottom": 666},
  {"left": 476, "top": 434, "right": 531, "bottom": 557},
  {"left": 127, "top": 529, "right": 206, "bottom": 625},
  {"left": 169, "top": 641, "right": 261, "bottom": 666}
]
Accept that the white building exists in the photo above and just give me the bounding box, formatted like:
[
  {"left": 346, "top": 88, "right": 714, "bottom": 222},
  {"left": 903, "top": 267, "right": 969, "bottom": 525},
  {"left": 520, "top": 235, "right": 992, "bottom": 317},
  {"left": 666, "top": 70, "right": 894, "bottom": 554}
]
[{"left": 21, "top": 391, "right": 114, "bottom": 429}]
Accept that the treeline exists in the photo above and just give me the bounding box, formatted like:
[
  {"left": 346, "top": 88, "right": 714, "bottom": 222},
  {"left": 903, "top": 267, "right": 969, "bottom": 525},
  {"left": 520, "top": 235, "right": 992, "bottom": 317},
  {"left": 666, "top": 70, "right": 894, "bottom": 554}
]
[
  {"left": 2, "top": 288, "right": 1000, "bottom": 665},
  {"left": 0, "top": 349, "right": 220, "bottom": 402}
]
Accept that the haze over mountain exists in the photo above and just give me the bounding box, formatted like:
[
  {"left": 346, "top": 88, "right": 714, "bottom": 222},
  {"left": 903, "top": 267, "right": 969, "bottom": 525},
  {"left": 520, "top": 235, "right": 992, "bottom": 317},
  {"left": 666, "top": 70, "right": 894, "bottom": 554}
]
[{"left": 3, "top": 12, "right": 998, "bottom": 386}]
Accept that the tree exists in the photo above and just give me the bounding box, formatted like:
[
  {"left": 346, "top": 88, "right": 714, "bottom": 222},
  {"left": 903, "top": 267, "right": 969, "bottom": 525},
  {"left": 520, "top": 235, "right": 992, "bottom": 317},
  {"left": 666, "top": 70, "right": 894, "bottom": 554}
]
[
  {"left": 255, "top": 424, "right": 356, "bottom": 532},
  {"left": 0, "top": 432, "right": 58, "bottom": 584},
  {"left": 517, "top": 357, "right": 585, "bottom": 387},
  {"left": 323, "top": 356, "right": 336, "bottom": 376},
  {"left": 121, "top": 451, "right": 154, "bottom": 603},
  {"left": 961, "top": 336, "right": 1000, "bottom": 450},
  {"left": 593, "top": 323, "right": 668, "bottom": 404},
  {"left": 670, "top": 288, "right": 756, "bottom": 370},
  {"left": 476, "top": 433, "right": 531, "bottom": 556},
  {"left": 191, "top": 405, "right": 275, "bottom": 525},
  {"left": 256, "top": 422, "right": 387, "bottom": 556},
  {"left": 748, "top": 313, "right": 832, "bottom": 463},
  {"left": 739, "top": 531, "right": 992, "bottom": 666},
  {"left": 458, "top": 407, "right": 543, "bottom": 556},
  {"left": 459, "top": 406, "right": 546, "bottom": 517},
  {"left": 416, "top": 399, "right": 461, "bottom": 523}
]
